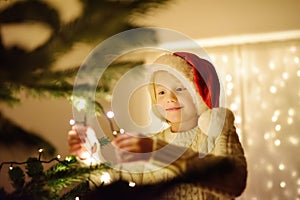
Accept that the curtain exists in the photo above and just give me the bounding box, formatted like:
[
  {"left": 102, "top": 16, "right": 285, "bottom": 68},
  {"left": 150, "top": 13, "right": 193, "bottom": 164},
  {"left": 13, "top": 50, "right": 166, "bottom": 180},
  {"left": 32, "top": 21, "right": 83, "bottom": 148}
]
[{"left": 205, "top": 39, "right": 300, "bottom": 199}]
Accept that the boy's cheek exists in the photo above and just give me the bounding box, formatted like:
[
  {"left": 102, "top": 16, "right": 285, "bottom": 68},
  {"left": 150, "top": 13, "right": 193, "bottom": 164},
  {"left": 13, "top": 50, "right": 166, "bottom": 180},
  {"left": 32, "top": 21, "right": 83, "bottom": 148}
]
[{"left": 155, "top": 104, "right": 166, "bottom": 117}]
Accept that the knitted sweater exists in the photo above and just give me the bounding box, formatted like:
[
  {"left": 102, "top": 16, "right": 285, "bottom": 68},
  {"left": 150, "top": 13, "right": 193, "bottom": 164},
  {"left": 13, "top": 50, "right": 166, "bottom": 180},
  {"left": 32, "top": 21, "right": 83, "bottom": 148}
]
[{"left": 90, "top": 108, "right": 247, "bottom": 199}]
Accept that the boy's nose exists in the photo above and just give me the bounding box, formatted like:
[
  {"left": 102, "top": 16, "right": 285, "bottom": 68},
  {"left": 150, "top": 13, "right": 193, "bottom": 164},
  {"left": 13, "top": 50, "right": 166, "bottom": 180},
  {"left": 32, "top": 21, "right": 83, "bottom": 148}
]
[{"left": 167, "top": 92, "right": 177, "bottom": 103}]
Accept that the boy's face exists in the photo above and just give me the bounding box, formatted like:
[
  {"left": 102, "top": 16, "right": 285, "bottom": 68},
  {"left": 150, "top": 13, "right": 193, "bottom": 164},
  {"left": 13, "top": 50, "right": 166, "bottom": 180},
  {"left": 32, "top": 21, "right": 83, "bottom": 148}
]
[{"left": 154, "top": 71, "right": 198, "bottom": 124}]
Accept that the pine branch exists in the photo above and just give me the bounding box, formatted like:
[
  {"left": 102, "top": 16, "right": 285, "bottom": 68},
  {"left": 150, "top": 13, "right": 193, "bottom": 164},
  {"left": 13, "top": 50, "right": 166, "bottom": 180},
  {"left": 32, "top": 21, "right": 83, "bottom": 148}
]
[{"left": 1, "top": 153, "right": 110, "bottom": 199}]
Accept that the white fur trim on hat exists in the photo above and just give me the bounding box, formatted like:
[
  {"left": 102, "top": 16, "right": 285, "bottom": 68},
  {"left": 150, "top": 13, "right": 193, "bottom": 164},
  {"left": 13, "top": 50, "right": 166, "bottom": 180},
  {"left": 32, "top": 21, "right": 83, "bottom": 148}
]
[{"left": 198, "top": 108, "right": 229, "bottom": 151}]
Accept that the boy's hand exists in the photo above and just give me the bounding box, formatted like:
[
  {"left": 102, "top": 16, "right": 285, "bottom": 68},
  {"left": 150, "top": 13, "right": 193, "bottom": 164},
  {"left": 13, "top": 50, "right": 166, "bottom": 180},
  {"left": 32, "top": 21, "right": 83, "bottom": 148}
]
[
  {"left": 112, "top": 133, "right": 153, "bottom": 162},
  {"left": 68, "top": 125, "right": 89, "bottom": 159}
]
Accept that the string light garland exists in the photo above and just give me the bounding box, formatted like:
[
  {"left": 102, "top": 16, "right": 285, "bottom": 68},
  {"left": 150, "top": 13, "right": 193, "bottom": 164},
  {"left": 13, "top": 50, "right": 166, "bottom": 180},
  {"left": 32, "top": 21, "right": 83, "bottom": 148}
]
[
  {"left": 0, "top": 148, "right": 111, "bottom": 199},
  {"left": 206, "top": 39, "right": 300, "bottom": 199},
  {"left": 0, "top": 148, "right": 62, "bottom": 171}
]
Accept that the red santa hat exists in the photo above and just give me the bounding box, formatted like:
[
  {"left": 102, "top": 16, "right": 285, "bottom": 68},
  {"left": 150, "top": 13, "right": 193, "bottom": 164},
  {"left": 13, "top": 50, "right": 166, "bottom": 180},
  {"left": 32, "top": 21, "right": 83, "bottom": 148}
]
[
  {"left": 152, "top": 51, "right": 220, "bottom": 114},
  {"left": 173, "top": 52, "right": 220, "bottom": 109}
]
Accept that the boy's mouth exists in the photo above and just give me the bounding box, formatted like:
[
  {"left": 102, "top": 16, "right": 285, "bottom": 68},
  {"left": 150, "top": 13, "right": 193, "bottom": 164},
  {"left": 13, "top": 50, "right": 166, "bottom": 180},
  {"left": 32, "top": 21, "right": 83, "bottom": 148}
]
[{"left": 166, "top": 106, "right": 183, "bottom": 111}]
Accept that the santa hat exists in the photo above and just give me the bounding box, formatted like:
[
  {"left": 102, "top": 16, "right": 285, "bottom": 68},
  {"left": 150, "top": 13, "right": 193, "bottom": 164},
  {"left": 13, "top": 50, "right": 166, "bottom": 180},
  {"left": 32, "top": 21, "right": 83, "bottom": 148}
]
[
  {"left": 151, "top": 52, "right": 226, "bottom": 149},
  {"left": 152, "top": 52, "right": 220, "bottom": 114}
]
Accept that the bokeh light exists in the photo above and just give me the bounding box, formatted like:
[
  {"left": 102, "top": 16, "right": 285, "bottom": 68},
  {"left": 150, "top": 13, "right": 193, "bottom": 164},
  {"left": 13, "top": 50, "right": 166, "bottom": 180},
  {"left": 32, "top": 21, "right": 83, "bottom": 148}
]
[{"left": 206, "top": 39, "right": 300, "bottom": 199}]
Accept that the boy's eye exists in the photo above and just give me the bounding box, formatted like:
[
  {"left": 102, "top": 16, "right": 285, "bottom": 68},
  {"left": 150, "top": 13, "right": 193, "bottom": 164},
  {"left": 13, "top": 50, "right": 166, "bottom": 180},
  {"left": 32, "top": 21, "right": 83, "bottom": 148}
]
[
  {"left": 158, "top": 90, "right": 165, "bottom": 95},
  {"left": 176, "top": 87, "right": 186, "bottom": 92}
]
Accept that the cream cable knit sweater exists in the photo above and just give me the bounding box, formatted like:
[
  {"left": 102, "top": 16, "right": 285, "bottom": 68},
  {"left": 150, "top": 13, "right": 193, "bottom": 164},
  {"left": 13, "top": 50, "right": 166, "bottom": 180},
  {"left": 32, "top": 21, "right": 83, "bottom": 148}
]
[{"left": 90, "top": 108, "right": 247, "bottom": 199}]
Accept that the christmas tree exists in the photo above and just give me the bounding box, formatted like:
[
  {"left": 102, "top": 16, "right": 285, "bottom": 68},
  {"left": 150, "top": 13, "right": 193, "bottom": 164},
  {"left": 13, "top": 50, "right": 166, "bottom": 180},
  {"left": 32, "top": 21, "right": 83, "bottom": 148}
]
[{"left": 0, "top": 0, "right": 171, "bottom": 199}]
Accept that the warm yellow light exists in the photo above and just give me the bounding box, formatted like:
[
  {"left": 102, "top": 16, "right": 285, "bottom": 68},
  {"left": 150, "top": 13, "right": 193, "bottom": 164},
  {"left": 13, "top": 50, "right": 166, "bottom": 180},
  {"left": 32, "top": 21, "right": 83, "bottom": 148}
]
[
  {"left": 288, "top": 108, "right": 295, "bottom": 116},
  {"left": 269, "top": 62, "right": 275, "bottom": 70},
  {"left": 230, "top": 103, "right": 238, "bottom": 111},
  {"left": 289, "top": 136, "right": 299, "bottom": 145},
  {"left": 221, "top": 55, "right": 228, "bottom": 63},
  {"left": 282, "top": 72, "right": 289, "bottom": 80},
  {"left": 106, "top": 111, "right": 114, "bottom": 119},
  {"left": 264, "top": 132, "right": 271, "bottom": 140},
  {"left": 129, "top": 181, "right": 136, "bottom": 187},
  {"left": 271, "top": 115, "right": 278, "bottom": 122},
  {"left": 278, "top": 163, "right": 285, "bottom": 170},
  {"left": 100, "top": 172, "right": 111, "bottom": 184},
  {"left": 275, "top": 124, "right": 281, "bottom": 132},
  {"left": 287, "top": 117, "right": 293, "bottom": 125},
  {"left": 225, "top": 74, "right": 232, "bottom": 82},
  {"left": 280, "top": 181, "right": 286, "bottom": 188},
  {"left": 274, "top": 139, "right": 281, "bottom": 146},
  {"left": 119, "top": 128, "right": 125, "bottom": 134},
  {"left": 270, "top": 86, "right": 277, "bottom": 94},
  {"left": 227, "top": 82, "right": 234, "bottom": 90},
  {"left": 290, "top": 46, "right": 297, "bottom": 53},
  {"left": 266, "top": 180, "right": 273, "bottom": 189},
  {"left": 69, "top": 119, "right": 76, "bottom": 126}
]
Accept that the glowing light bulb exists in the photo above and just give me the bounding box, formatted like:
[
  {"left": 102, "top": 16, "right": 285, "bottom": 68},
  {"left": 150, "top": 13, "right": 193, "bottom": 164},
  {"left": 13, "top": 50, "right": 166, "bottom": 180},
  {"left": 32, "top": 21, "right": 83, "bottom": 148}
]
[
  {"left": 222, "top": 55, "right": 228, "bottom": 63},
  {"left": 100, "top": 172, "right": 111, "bottom": 184},
  {"left": 247, "top": 138, "right": 253, "bottom": 146},
  {"left": 75, "top": 197, "right": 80, "bottom": 200},
  {"left": 288, "top": 108, "right": 295, "bottom": 116},
  {"left": 129, "top": 181, "right": 136, "bottom": 187},
  {"left": 275, "top": 124, "right": 281, "bottom": 132},
  {"left": 271, "top": 115, "right": 278, "bottom": 122},
  {"left": 289, "top": 136, "right": 299, "bottom": 145},
  {"left": 230, "top": 103, "right": 238, "bottom": 111},
  {"left": 282, "top": 72, "right": 289, "bottom": 80},
  {"left": 106, "top": 111, "right": 114, "bottom": 119},
  {"left": 225, "top": 74, "right": 232, "bottom": 82},
  {"left": 74, "top": 98, "right": 87, "bottom": 111},
  {"left": 264, "top": 132, "right": 271, "bottom": 140},
  {"left": 69, "top": 119, "right": 76, "bottom": 126},
  {"left": 226, "top": 90, "right": 232, "bottom": 96},
  {"left": 227, "top": 82, "right": 234, "bottom": 90},
  {"left": 65, "top": 156, "right": 72, "bottom": 162},
  {"left": 269, "top": 62, "right": 275, "bottom": 70},
  {"left": 291, "top": 170, "right": 297, "bottom": 177},
  {"left": 290, "top": 46, "right": 297, "bottom": 53},
  {"left": 235, "top": 116, "right": 242, "bottom": 124},
  {"left": 57, "top": 155, "right": 61, "bottom": 159},
  {"left": 38, "top": 148, "right": 43, "bottom": 153},
  {"left": 270, "top": 86, "right": 277, "bottom": 94},
  {"left": 278, "top": 163, "right": 285, "bottom": 170},
  {"left": 112, "top": 130, "right": 118, "bottom": 136},
  {"left": 119, "top": 128, "right": 125, "bottom": 134},
  {"left": 287, "top": 117, "right": 293, "bottom": 124},
  {"left": 274, "top": 139, "right": 281, "bottom": 146},
  {"left": 9, "top": 166, "right": 13, "bottom": 170},
  {"left": 274, "top": 110, "right": 281, "bottom": 116},
  {"left": 280, "top": 181, "right": 286, "bottom": 188}
]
